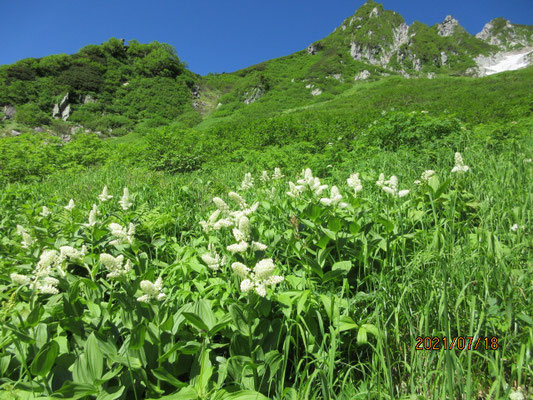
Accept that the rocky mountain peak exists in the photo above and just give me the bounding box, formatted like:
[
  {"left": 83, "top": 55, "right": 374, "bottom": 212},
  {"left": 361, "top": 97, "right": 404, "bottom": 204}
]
[
  {"left": 437, "top": 15, "right": 460, "bottom": 37},
  {"left": 475, "top": 17, "right": 533, "bottom": 49}
]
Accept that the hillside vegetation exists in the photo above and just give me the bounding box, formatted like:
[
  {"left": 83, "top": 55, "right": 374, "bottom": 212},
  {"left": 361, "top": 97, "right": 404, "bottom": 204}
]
[{"left": 0, "top": 1, "right": 532, "bottom": 399}]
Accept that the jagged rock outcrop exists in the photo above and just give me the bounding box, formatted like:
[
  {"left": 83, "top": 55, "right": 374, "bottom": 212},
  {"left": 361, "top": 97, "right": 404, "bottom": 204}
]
[
  {"left": 437, "top": 15, "right": 460, "bottom": 37},
  {"left": 354, "top": 70, "right": 371, "bottom": 80},
  {"left": 243, "top": 87, "right": 265, "bottom": 104},
  {"left": 2, "top": 105, "right": 16, "bottom": 120},
  {"left": 52, "top": 93, "right": 72, "bottom": 121},
  {"left": 476, "top": 18, "right": 533, "bottom": 49},
  {"left": 83, "top": 95, "right": 96, "bottom": 104},
  {"left": 306, "top": 43, "right": 322, "bottom": 55}
]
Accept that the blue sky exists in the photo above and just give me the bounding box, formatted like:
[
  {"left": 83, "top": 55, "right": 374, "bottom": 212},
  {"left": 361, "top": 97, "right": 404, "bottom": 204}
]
[{"left": 2, "top": 0, "right": 532, "bottom": 75}]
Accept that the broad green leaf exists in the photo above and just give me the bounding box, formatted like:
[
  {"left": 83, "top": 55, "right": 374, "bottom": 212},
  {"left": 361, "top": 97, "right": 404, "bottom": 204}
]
[
  {"left": 152, "top": 367, "right": 187, "bottom": 388},
  {"left": 96, "top": 386, "right": 125, "bottom": 400},
  {"left": 332, "top": 260, "right": 352, "bottom": 273},
  {"left": 183, "top": 312, "right": 209, "bottom": 332},
  {"left": 327, "top": 217, "right": 342, "bottom": 234},
  {"left": 338, "top": 316, "right": 358, "bottom": 332},
  {"left": 30, "top": 340, "right": 59, "bottom": 376},
  {"left": 129, "top": 324, "right": 146, "bottom": 350},
  {"left": 86, "top": 332, "right": 103, "bottom": 381}
]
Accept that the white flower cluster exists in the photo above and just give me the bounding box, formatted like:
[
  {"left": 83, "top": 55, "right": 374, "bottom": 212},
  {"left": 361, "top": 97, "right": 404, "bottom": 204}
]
[
  {"left": 137, "top": 277, "right": 165, "bottom": 303},
  {"left": 376, "top": 174, "right": 409, "bottom": 197},
  {"left": 232, "top": 258, "right": 284, "bottom": 297},
  {"left": 98, "top": 185, "right": 113, "bottom": 202},
  {"left": 241, "top": 173, "right": 254, "bottom": 190},
  {"left": 451, "top": 152, "right": 470, "bottom": 173},
  {"left": 64, "top": 199, "right": 75, "bottom": 211},
  {"left": 118, "top": 188, "right": 133, "bottom": 210},
  {"left": 347, "top": 173, "right": 363, "bottom": 196},
  {"left": 199, "top": 192, "right": 259, "bottom": 233},
  {"left": 414, "top": 170, "right": 436, "bottom": 185},
  {"left": 100, "top": 253, "right": 132, "bottom": 279},
  {"left": 109, "top": 222, "right": 135, "bottom": 246},
  {"left": 287, "top": 168, "right": 328, "bottom": 198},
  {"left": 10, "top": 249, "right": 69, "bottom": 294},
  {"left": 17, "top": 225, "right": 35, "bottom": 249},
  {"left": 83, "top": 204, "right": 100, "bottom": 227},
  {"left": 260, "top": 167, "right": 285, "bottom": 183},
  {"left": 320, "top": 186, "right": 348, "bottom": 208},
  {"left": 40, "top": 206, "right": 51, "bottom": 217},
  {"left": 201, "top": 243, "right": 227, "bottom": 271}
]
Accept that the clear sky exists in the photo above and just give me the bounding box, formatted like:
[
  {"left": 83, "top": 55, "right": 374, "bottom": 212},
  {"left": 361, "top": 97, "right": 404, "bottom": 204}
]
[{"left": 1, "top": 0, "right": 532, "bottom": 75}]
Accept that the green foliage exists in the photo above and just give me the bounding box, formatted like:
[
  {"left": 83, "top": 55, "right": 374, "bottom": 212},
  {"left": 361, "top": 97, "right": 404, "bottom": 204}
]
[
  {"left": 14, "top": 103, "right": 51, "bottom": 127},
  {"left": 145, "top": 124, "right": 205, "bottom": 173}
]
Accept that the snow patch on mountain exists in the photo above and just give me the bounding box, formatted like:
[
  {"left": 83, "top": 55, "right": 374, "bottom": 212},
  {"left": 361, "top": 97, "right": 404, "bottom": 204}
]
[{"left": 474, "top": 47, "right": 533, "bottom": 76}]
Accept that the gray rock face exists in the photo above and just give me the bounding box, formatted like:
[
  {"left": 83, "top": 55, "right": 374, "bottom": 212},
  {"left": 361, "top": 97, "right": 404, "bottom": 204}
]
[
  {"left": 83, "top": 95, "right": 96, "bottom": 104},
  {"left": 10, "top": 129, "right": 21, "bottom": 136},
  {"left": 2, "top": 105, "right": 16, "bottom": 120},
  {"left": 53, "top": 92, "right": 72, "bottom": 120},
  {"left": 437, "top": 15, "right": 459, "bottom": 37},
  {"left": 350, "top": 23, "right": 409, "bottom": 67},
  {"left": 61, "top": 104, "right": 71, "bottom": 121},
  {"left": 244, "top": 87, "right": 265, "bottom": 104},
  {"left": 476, "top": 19, "right": 531, "bottom": 48},
  {"left": 354, "top": 70, "right": 371, "bottom": 80},
  {"left": 440, "top": 51, "right": 448, "bottom": 66},
  {"left": 306, "top": 43, "right": 321, "bottom": 55},
  {"left": 427, "top": 72, "right": 436, "bottom": 79},
  {"left": 33, "top": 126, "right": 44, "bottom": 133}
]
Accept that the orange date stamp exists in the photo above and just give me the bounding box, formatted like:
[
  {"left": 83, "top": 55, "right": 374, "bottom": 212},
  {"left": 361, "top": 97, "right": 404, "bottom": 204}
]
[{"left": 415, "top": 336, "right": 499, "bottom": 350}]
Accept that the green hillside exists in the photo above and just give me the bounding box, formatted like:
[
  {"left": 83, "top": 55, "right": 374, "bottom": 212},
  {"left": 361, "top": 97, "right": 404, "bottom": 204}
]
[{"left": 0, "top": 1, "right": 532, "bottom": 399}]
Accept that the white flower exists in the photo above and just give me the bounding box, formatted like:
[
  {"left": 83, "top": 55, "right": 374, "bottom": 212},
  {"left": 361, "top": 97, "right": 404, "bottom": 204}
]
[
  {"left": 137, "top": 277, "right": 165, "bottom": 302},
  {"left": 320, "top": 186, "right": 347, "bottom": 208},
  {"left": 16, "top": 225, "right": 27, "bottom": 235},
  {"left": 212, "top": 197, "right": 229, "bottom": 211},
  {"left": 118, "top": 188, "right": 133, "bottom": 210},
  {"left": 509, "top": 390, "right": 525, "bottom": 400},
  {"left": 253, "top": 258, "right": 276, "bottom": 280},
  {"left": 109, "top": 222, "right": 134, "bottom": 245},
  {"left": 100, "top": 253, "right": 124, "bottom": 270},
  {"left": 523, "top": 158, "right": 532, "bottom": 164},
  {"left": 376, "top": 173, "right": 386, "bottom": 187},
  {"left": 201, "top": 246, "right": 226, "bottom": 271},
  {"left": 21, "top": 232, "right": 35, "bottom": 249},
  {"left": 254, "top": 282, "right": 267, "bottom": 297},
  {"left": 40, "top": 206, "right": 51, "bottom": 217},
  {"left": 213, "top": 218, "right": 234, "bottom": 230},
  {"left": 59, "top": 246, "right": 84, "bottom": 263},
  {"left": 286, "top": 181, "right": 304, "bottom": 198},
  {"left": 227, "top": 241, "right": 249, "bottom": 253},
  {"left": 232, "top": 228, "right": 247, "bottom": 242},
  {"left": 421, "top": 170, "right": 435, "bottom": 181},
  {"left": 240, "top": 279, "right": 254, "bottom": 293},
  {"left": 398, "top": 190, "right": 410, "bottom": 198},
  {"left": 10, "top": 273, "right": 30, "bottom": 286},
  {"left": 64, "top": 199, "right": 75, "bottom": 211},
  {"left": 414, "top": 180, "right": 422, "bottom": 185},
  {"left": 272, "top": 168, "right": 284, "bottom": 180},
  {"left": 228, "top": 192, "right": 247, "bottom": 208},
  {"left": 451, "top": 152, "right": 470, "bottom": 173},
  {"left": 260, "top": 171, "right": 270, "bottom": 182},
  {"left": 347, "top": 173, "right": 363, "bottom": 195},
  {"left": 232, "top": 262, "right": 250, "bottom": 278},
  {"left": 37, "top": 284, "right": 59, "bottom": 295},
  {"left": 511, "top": 223, "right": 519, "bottom": 232},
  {"left": 265, "top": 275, "right": 284, "bottom": 286},
  {"left": 251, "top": 241, "right": 267, "bottom": 251},
  {"left": 98, "top": 185, "right": 113, "bottom": 202},
  {"left": 83, "top": 207, "right": 98, "bottom": 227},
  {"left": 241, "top": 173, "right": 254, "bottom": 190}
]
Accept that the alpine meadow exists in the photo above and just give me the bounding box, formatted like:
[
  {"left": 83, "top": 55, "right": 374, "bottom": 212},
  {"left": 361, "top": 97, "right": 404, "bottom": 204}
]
[{"left": 0, "top": 1, "right": 532, "bottom": 399}]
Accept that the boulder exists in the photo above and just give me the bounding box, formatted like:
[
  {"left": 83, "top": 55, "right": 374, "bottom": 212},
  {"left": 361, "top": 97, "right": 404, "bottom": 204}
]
[
  {"left": 311, "top": 88, "right": 323, "bottom": 96},
  {"left": 306, "top": 43, "right": 322, "bottom": 55},
  {"left": 33, "top": 126, "right": 44, "bottom": 133},
  {"left": 2, "top": 105, "right": 16, "bottom": 120},
  {"left": 83, "top": 94, "right": 96, "bottom": 104},
  {"left": 354, "top": 70, "right": 371, "bottom": 80}
]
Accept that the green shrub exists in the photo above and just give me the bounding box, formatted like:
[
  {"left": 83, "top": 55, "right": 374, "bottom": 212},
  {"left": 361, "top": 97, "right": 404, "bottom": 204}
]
[
  {"left": 15, "top": 103, "right": 51, "bottom": 127},
  {"left": 144, "top": 125, "right": 205, "bottom": 173}
]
